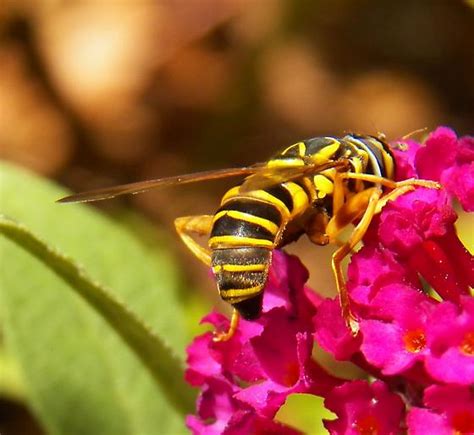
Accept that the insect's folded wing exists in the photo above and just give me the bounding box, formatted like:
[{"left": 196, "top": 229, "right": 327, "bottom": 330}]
[
  {"left": 57, "top": 165, "right": 267, "bottom": 204},
  {"left": 239, "top": 160, "right": 347, "bottom": 193}
]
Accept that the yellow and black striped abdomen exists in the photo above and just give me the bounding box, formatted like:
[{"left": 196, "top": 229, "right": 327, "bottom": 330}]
[
  {"left": 209, "top": 195, "right": 283, "bottom": 319},
  {"left": 208, "top": 179, "right": 311, "bottom": 319},
  {"left": 211, "top": 245, "right": 271, "bottom": 320}
]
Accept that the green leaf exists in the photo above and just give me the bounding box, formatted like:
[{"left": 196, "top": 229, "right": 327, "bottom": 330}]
[
  {"left": 0, "top": 162, "right": 194, "bottom": 435},
  {"left": 276, "top": 393, "right": 335, "bottom": 434}
]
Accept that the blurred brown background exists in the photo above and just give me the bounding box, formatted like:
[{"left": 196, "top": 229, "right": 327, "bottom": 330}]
[{"left": 1, "top": 0, "right": 473, "bottom": 432}]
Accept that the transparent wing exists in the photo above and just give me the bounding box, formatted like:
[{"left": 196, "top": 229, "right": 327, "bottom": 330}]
[
  {"left": 57, "top": 165, "right": 267, "bottom": 204},
  {"left": 239, "top": 160, "right": 348, "bottom": 193},
  {"left": 57, "top": 159, "right": 349, "bottom": 204}
]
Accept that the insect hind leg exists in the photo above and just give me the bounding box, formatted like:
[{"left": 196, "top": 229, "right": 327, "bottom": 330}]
[
  {"left": 174, "top": 215, "right": 213, "bottom": 266},
  {"left": 175, "top": 215, "right": 241, "bottom": 343},
  {"left": 213, "top": 309, "right": 240, "bottom": 342}
]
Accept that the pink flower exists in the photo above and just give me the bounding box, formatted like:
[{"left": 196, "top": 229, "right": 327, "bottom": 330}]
[
  {"left": 324, "top": 380, "right": 405, "bottom": 435},
  {"left": 377, "top": 188, "right": 473, "bottom": 301},
  {"left": 313, "top": 297, "right": 361, "bottom": 360},
  {"left": 360, "top": 290, "right": 474, "bottom": 384},
  {"left": 186, "top": 377, "right": 302, "bottom": 435},
  {"left": 186, "top": 251, "right": 337, "bottom": 430},
  {"left": 359, "top": 285, "right": 435, "bottom": 376},
  {"left": 425, "top": 296, "right": 474, "bottom": 385},
  {"left": 235, "top": 320, "right": 338, "bottom": 417},
  {"left": 186, "top": 378, "right": 239, "bottom": 435},
  {"left": 415, "top": 126, "right": 474, "bottom": 211},
  {"left": 346, "top": 244, "right": 418, "bottom": 307},
  {"left": 407, "top": 385, "right": 474, "bottom": 435}
]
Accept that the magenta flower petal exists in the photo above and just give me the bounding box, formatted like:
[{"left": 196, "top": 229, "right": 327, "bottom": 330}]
[
  {"left": 313, "top": 297, "right": 361, "bottom": 360},
  {"left": 186, "top": 376, "right": 302, "bottom": 435},
  {"left": 360, "top": 320, "right": 422, "bottom": 375},
  {"left": 347, "top": 245, "right": 415, "bottom": 306},
  {"left": 262, "top": 250, "right": 311, "bottom": 315},
  {"left": 442, "top": 161, "right": 474, "bottom": 212},
  {"left": 186, "top": 331, "right": 223, "bottom": 386},
  {"left": 407, "top": 408, "right": 452, "bottom": 435},
  {"left": 410, "top": 237, "right": 473, "bottom": 301},
  {"left": 391, "top": 138, "right": 420, "bottom": 180},
  {"left": 367, "top": 283, "right": 435, "bottom": 323},
  {"left": 236, "top": 327, "right": 338, "bottom": 417},
  {"left": 425, "top": 297, "right": 474, "bottom": 385},
  {"left": 324, "top": 380, "right": 404, "bottom": 435},
  {"left": 186, "top": 378, "right": 240, "bottom": 435},
  {"left": 251, "top": 310, "right": 310, "bottom": 386},
  {"left": 415, "top": 126, "right": 458, "bottom": 181},
  {"left": 414, "top": 127, "right": 474, "bottom": 211},
  {"left": 378, "top": 188, "right": 471, "bottom": 301},
  {"left": 378, "top": 188, "right": 456, "bottom": 255},
  {"left": 224, "top": 412, "right": 302, "bottom": 435},
  {"left": 185, "top": 310, "right": 265, "bottom": 386},
  {"left": 359, "top": 285, "right": 434, "bottom": 375},
  {"left": 407, "top": 385, "right": 474, "bottom": 435}
]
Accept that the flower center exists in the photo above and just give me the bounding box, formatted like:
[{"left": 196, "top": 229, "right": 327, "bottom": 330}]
[
  {"left": 460, "top": 332, "right": 474, "bottom": 356},
  {"left": 283, "top": 362, "right": 299, "bottom": 387},
  {"left": 452, "top": 410, "right": 474, "bottom": 435},
  {"left": 403, "top": 328, "right": 426, "bottom": 353},
  {"left": 354, "top": 414, "right": 380, "bottom": 435}
]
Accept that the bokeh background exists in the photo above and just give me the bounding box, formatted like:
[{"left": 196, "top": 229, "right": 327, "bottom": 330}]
[{"left": 1, "top": 0, "right": 473, "bottom": 433}]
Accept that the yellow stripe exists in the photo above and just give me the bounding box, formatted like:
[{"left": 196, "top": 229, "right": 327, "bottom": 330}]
[
  {"left": 384, "top": 153, "right": 395, "bottom": 179},
  {"left": 349, "top": 156, "right": 365, "bottom": 191},
  {"left": 213, "top": 263, "right": 267, "bottom": 273},
  {"left": 220, "top": 186, "right": 291, "bottom": 219},
  {"left": 209, "top": 235, "right": 274, "bottom": 248},
  {"left": 311, "top": 139, "right": 341, "bottom": 164},
  {"left": 245, "top": 190, "right": 291, "bottom": 218},
  {"left": 378, "top": 143, "right": 395, "bottom": 179},
  {"left": 282, "top": 142, "right": 306, "bottom": 157},
  {"left": 282, "top": 182, "right": 310, "bottom": 217},
  {"left": 365, "top": 137, "right": 394, "bottom": 179},
  {"left": 213, "top": 210, "right": 280, "bottom": 235},
  {"left": 220, "top": 286, "right": 262, "bottom": 298},
  {"left": 267, "top": 158, "right": 304, "bottom": 168},
  {"left": 313, "top": 174, "right": 334, "bottom": 199},
  {"left": 221, "top": 186, "right": 241, "bottom": 204},
  {"left": 223, "top": 296, "right": 253, "bottom": 304}
]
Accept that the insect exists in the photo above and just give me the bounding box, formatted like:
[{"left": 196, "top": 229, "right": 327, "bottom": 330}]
[{"left": 58, "top": 134, "right": 439, "bottom": 341}]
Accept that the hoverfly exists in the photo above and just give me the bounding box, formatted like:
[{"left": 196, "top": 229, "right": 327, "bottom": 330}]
[{"left": 58, "top": 134, "right": 439, "bottom": 341}]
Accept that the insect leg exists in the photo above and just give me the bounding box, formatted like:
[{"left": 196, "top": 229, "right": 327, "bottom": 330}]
[
  {"left": 175, "top": 215, "right": 241, "bottom": 342},
  {"left": 332, "top": 172, "right": 346, "bottom": 215},
  {"left": 393, "top": 178, "right": 441, "bottom": 190},
  {"left": 342, "top": 173, "right": 441, "bottom": 191},
  {"left": 327, "top": 187, "right": 382, "bottom": 335},
  {"left": 375, "top": 185, "right": 414, "bottom": 213},
  {"left": 213, "top": 309, "right": 240, "bottom": 342},
  {"left": 341, "top": 172, "right": 397, "bottom": 188},
  {"left": 305, "top": 211, "right": 330, "bottom": 245},
  {"left": 174, "top": 215, "right": 213, "bottom": 266}
]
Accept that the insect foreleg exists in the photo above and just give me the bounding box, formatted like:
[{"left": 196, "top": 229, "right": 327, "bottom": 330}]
[
  {"left": 328, "top": 188, "right": 382, "bottom": 335},
  {"left": 342, "top": 173, "right": 441, "bottom": 191},
  {"left": 374, "top": 185, "right": 414, "bottom": 213},
  {"left": 174, "top": 215, "right": 214, "bottom": 266}
]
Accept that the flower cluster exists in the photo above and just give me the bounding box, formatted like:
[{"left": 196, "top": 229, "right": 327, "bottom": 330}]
[{"left": 185, "top": 127, "right": 474, "bottom": 434}]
